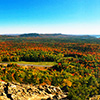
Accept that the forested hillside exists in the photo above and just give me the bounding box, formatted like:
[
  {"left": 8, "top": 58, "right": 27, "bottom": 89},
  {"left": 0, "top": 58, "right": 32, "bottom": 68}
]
[{"left": 0, "top": 35, "right": 100, "bottom": 99}]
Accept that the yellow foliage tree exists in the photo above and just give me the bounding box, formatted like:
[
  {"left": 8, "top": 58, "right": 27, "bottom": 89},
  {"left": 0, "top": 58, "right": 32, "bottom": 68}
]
[{"left": 63, "top": 79, "right": 72, "bottom": 87}]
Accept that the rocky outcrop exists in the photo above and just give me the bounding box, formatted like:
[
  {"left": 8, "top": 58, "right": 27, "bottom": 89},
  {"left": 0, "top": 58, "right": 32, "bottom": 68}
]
[
  {"left": 0, "top": 81, "right": 67, "bottom": 100},
  {"left": 89, "top": 95, "right": 100, "bottom": 100}
]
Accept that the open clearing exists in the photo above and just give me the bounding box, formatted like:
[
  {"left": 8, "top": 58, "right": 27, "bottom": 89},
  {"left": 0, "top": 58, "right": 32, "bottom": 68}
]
[
  {"left": 8, "top": 61, "right": 56, "bottom": 65},
  {"left": 0, "top": 61, "right": 56, "bottom": 67}
]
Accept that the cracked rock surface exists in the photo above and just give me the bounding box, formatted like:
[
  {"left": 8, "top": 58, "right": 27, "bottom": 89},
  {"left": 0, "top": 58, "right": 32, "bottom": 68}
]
[{"left": 0, "top": 81, "right": 67, "bottom": 100}]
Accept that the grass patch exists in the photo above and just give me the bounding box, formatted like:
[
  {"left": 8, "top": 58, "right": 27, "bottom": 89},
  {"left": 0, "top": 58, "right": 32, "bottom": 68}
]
[{"left": 5, "top": 61, "right": 57, "bottom": 66}]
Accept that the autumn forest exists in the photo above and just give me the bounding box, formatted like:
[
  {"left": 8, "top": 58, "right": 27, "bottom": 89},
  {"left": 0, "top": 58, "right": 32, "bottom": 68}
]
[{"left": 0, "top": 34, "right": 100, "bottom": 99}]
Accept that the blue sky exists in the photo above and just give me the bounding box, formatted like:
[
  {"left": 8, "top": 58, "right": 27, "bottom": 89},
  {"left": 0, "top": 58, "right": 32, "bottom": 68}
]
[{"left": 0, "top": 0, "right": 100, "bottom": 35}]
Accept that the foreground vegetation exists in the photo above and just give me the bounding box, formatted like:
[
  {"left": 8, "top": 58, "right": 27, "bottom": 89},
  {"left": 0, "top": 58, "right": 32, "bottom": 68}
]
[{"left": 0, "top": 37, "right": 100, "bottom": 99}]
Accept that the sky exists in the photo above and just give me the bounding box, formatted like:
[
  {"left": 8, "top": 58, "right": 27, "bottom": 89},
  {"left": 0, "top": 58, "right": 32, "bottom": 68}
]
[{"left": 0, "top": 0, "right": 100, "bottom": 35}]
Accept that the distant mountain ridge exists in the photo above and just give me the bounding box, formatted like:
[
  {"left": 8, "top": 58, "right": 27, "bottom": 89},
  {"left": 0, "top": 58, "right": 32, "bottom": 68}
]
[
  {"left": 19, "top": 33, "right": 63, "bottom": 37},
  {"left": 0, "top": 33, "right": 100, "bottom": 39},
  {"left": 20, "top": 33, "right": 40, "bottom": 37},
  {"left": 18, "top": 33, "right": 99, "bottom": 39}
]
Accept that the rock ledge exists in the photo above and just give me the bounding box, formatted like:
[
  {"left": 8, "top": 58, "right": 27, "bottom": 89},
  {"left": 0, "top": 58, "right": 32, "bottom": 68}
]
[{"left": 0, "top": 81, "right": 67, "bottom": 100}]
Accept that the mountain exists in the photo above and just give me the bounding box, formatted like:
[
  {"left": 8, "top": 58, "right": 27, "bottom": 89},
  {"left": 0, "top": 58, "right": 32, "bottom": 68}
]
[
  {"left": 19, "top": 33, "right": 63, "bottom": 38},
  {"left": 18, "top": 33, "right": 96, "bottom": 39},
  {"left": 20, "top": 33, "right": 40, "bottom": 37},
  {"left": 0, "top": 33, "right": 99, "bottom": 39}
]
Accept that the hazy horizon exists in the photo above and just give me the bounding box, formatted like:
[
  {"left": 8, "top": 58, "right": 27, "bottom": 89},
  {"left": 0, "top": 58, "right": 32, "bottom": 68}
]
[{"left": 0, "top": 33, "right": 100, "bottom": 36}]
